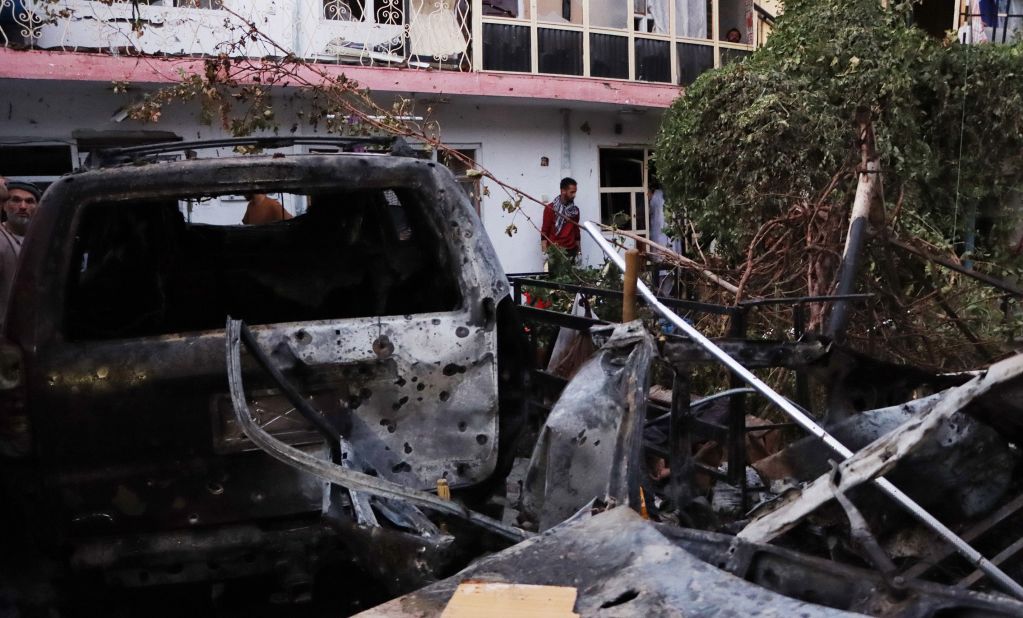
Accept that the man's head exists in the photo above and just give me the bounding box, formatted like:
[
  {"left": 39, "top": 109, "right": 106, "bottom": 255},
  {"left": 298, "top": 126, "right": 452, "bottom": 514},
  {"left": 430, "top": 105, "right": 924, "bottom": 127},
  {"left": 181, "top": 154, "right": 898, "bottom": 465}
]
[
  {"left": 726, "top": 28, "right": 742, "bottom": 43},
  {"left": 3, "top": 181, "right": 41, "bottom": 236},
  {"left": 559, "top": 177, "right": 577, "bottom": 203},
  {"left": 0, "top": 177, "right": 8, "bottom": 204}
]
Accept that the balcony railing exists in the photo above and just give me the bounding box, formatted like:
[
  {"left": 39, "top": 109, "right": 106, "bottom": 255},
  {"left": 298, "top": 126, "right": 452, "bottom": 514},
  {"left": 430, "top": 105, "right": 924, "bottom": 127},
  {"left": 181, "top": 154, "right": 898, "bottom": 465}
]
[
  {"left": 959, "top": 1, "right": 1023, "bottom": 45},
  {"left": 0, "top": 0, "right": 763, "bottom": 87}
]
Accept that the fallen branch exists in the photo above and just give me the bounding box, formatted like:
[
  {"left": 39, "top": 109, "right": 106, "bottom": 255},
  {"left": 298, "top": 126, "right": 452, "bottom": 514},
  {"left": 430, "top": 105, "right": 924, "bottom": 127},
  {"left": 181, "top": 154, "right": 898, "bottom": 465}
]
[
  {"left": 888, "top": 237, "right": 1023, "bottom": 297},
  {"left": 827, "top": 113, "right": 882, "bottom": 341},
  {"left": 598, "top": 225, "right": 740, "bottom": 296}
]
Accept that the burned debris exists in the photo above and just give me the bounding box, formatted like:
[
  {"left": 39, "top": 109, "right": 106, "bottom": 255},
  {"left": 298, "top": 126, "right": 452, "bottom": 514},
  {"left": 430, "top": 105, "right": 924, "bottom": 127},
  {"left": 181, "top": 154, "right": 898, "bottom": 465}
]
[
  {"left": 520, "top": 322, "right": 653, "bottom": 532},
  {"left": 4, "top": 138, "right": 1023, "bottom": 617}
]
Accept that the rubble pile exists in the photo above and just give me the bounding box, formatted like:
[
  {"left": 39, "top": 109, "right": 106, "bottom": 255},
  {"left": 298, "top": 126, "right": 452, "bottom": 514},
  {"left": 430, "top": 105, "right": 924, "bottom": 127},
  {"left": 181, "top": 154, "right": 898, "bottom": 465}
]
[{"left": 341, "top": 321, "right": 1023, "bottom": 616}]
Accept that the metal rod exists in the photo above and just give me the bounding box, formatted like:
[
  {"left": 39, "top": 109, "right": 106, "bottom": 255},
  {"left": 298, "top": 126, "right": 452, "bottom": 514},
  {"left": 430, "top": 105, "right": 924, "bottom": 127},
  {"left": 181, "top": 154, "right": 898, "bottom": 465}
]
[
  {"left": 728, "top": 310, "right": 749, "bottom": 510},
  {"left": 582, "top": 221, "right": 1023, "bottom": 600},
  {"left": 225, "top": 318, "right": 530, "bottom": 543},
  {"left": 669, "top": 370, "right": 693, "bottom": 510},
  {"left": 508, "top": 275, "right": 737, "bottom": 315},
  {"left": 623, "top": 249, "right": 642, "bottom": 322},
  {"left": 644, "top": 388, "right": 757, "bottom": 427},
  {"left": 238, "top": 321, "right": 342, "bottom": 463},
  {"left": 902, "top": 492, "right": 1023, "bottom": 580},
  {"left": 792, "top": 304, "right": 812, "bottom": 412},
  {"left": 958, "top": 535, "right": 1023, "bottom": 589}
]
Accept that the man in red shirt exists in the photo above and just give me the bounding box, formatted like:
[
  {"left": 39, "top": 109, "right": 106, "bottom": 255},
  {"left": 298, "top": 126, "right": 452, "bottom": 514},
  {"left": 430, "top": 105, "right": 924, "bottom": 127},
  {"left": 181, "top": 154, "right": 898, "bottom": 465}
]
[{"left": 540, "top": 177, "right": 581, "bottom": 258}]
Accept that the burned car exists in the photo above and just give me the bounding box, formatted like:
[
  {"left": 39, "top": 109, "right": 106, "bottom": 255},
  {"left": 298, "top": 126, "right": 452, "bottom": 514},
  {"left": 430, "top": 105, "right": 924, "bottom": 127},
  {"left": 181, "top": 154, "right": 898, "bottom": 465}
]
[{"left": 0, "top": 138, "right": 530, "bottom": 608}]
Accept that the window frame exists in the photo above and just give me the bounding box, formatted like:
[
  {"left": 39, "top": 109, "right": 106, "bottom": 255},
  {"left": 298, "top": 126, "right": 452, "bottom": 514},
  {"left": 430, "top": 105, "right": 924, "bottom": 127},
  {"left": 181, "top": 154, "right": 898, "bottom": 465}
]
[{"left": 598, "top": 146, "right": 653, "bottom": 238}]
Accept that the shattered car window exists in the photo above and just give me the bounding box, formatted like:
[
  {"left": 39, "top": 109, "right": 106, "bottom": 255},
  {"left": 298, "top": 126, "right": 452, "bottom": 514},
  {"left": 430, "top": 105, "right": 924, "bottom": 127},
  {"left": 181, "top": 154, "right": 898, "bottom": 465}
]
[{"left": 65, "top": 189, "right": 461, "bottom": 340}]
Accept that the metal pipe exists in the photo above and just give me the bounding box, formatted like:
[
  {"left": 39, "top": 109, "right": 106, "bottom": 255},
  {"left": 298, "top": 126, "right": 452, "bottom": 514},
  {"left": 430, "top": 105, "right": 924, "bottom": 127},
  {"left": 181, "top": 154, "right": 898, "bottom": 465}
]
[
  {"left": 645, "top": 388, "right": 757, "bottom": 428},
  {"left": 582, "top": 221, "right": 1023, "bottom": 600},
  {"left": 623, "top": 249, "right": 641, "bottom": 322}
]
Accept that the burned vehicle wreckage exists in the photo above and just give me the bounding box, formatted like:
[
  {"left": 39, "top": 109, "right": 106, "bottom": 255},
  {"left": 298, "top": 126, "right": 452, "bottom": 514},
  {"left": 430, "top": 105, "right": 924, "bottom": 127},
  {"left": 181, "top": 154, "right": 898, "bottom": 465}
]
[{"left": 2, "top": 138, "right": 1023, "bottom": 616}]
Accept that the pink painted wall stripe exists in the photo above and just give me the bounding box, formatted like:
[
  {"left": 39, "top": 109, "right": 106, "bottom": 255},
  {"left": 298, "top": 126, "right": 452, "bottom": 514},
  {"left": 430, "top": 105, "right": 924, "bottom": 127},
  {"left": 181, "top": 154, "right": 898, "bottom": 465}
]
[{"left": 0, "top": 49, "right": 680, "bottom": 109}]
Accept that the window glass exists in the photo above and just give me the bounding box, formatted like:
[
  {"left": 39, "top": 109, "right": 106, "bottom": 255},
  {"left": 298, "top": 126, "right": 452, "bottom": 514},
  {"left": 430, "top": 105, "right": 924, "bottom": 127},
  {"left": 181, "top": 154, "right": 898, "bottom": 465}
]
[
  {"left": 635, "top": 38, "right": 671, "bottom": 82},
  {"left": 0, "top": 145, "right": 73, "bottom": 177},
  {"left": 590, "top": 33, "right": 629, "bottom": 78},
  {"left": 599, "top": 149, "right": 651, "bottom": 233},
  {"left": 537, "top": 28, "right": 583, "bottom": 75},
  {"left": 600, "top": 149, "right": 645, "bottom": 188},
  {"left": 537, "top": 0, "right": 582, "bottom": 24},
  {"left": 441, "top": 149, "right": 481, "bottom": 215},
  {"left": 590, "top": 0, "right": 628, "bottom": 29},
  {"left": 634, "top": 0, "right": 669, "bottom": 34},
  {"left": 719, "top": 0, "right": 752, "bottom": 43},
  {"left": 483, "top": 23, "right": 531, "bottom": 71},
  {"left": 483, "top": 0, "right": 527, "bottom": 18},
  {"left": 600, "top": 193, "right": 632, "bottom": 228},
  {"left": 677, "top": 42, "right": 713, "bottom": 86},
  {"left": 676, "top": 0, "right": 711, "bottom": 39}
]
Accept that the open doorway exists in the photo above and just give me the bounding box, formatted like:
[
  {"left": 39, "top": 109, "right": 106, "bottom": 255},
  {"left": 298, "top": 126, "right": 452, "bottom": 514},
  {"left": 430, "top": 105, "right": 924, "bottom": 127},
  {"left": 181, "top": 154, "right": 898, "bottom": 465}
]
[{"left": 913, "top": 0, "right": 956, "bottom": 38}]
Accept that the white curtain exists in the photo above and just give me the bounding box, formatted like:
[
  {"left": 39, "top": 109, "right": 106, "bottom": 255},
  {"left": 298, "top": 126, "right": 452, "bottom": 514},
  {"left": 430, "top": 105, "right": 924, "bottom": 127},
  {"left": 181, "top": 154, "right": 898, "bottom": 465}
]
[
  {"left": 408, "top": 0, "right": 467, "bottom": 58},
  {"left": 648, "top": 0, "right": 669, "bottom": 34},
  {"left": 676, "top": 0, "right": 707, "bottom": 39}
]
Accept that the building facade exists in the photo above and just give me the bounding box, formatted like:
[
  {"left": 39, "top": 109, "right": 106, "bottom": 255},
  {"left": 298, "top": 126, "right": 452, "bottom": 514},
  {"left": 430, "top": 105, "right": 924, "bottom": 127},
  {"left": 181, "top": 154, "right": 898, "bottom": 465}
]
[{"left": 0, "top": 0, "right": 765, "bottom": 273}]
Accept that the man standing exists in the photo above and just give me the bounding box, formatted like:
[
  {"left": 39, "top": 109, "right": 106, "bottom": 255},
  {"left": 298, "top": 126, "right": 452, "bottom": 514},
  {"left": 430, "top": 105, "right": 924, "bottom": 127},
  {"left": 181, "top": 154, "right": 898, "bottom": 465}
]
[
  {"left": 540, "top": 177, "right": 581, "bottom": 258},
  {"left": 0, "top": 180, "right": 40, "bottom": 316}
]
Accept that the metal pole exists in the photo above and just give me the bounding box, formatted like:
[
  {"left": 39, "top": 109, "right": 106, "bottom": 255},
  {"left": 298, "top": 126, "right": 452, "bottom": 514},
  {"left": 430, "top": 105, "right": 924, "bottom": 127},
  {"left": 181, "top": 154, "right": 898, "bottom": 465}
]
[
  {"left": 623, "top": 249, "right": 641, "bottom": 322},
  {"left": 582, "top": 221, "right": 1023, "bottom": 600},
  {"left": 793, "top": 303, "right": 812, "bottom": 412},
  {"left": 669, "top": 370, "right": 693, "bottom": 510},
  {"left": 727, "top": 309, "right": 749, "bottom": 510}
]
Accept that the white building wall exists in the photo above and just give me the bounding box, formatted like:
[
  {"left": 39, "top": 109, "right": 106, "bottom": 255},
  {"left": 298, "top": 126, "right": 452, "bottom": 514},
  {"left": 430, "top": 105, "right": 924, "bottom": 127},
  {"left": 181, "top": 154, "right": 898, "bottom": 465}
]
[
  {"left": 428, "top": 103, "right": 662, "bottom": 273},
  {"left": 0, "top": 80, "right": 663, "bottom": 274}
]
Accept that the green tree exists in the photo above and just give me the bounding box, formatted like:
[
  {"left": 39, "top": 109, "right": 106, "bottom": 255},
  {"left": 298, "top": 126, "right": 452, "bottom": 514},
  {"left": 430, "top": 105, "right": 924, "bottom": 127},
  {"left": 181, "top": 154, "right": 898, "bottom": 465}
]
[{"left": 656, "top": 0, "right": 1023, "bottom": 369}]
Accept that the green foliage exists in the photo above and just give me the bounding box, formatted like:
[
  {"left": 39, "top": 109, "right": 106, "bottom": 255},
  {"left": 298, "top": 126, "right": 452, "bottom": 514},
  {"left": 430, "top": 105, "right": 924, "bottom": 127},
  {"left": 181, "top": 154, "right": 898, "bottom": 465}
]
[
  {"left": 657, "top": 0, "right": 1023, "bottom": 261},
  {"left": 655, "top": 0, "right": 1023, "bottom": 369},
  {"left": 536, "top": 246, "right": 623, "bottom": 318}
]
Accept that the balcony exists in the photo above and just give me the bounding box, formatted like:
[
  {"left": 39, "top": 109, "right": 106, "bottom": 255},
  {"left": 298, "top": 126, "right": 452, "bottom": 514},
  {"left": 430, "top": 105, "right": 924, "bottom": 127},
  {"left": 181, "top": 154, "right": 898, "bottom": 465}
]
[
  {"left": 0, "top": 1, "right": 761, "bottom": 88},
  {"left": 957, "top": 1, "right": 1023, "bottom": 45}
]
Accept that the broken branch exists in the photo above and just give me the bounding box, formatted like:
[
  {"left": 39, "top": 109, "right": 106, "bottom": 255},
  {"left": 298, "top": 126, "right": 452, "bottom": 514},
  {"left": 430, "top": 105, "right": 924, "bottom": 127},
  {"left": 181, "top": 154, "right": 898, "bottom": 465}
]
[{"left": 598, "top": 225, "right": 740, "bottom": 295}]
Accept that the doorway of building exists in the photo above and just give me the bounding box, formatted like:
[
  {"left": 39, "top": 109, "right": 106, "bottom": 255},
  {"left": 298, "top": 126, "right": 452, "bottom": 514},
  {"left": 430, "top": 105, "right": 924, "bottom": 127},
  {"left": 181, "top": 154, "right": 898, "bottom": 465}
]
[
  {"left": 598, "top": 147, "right": 652, "bottom": 238},
  {"left": 913, "top": 0, "right": 956, "bottom": 38}
]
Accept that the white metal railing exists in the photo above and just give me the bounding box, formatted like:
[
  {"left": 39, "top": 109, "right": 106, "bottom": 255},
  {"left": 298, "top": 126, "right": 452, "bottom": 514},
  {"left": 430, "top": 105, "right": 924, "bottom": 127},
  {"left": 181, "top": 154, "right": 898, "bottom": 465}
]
[{"left": 0, "top": 0, "right": 761, "bottom": 85}]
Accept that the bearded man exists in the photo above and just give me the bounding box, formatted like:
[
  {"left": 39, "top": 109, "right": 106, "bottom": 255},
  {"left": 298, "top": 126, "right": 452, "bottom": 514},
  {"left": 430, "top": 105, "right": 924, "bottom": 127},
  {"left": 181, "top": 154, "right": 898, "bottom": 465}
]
[{"left": 0, "top": 180, "right": 40, "bottom": 317}]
